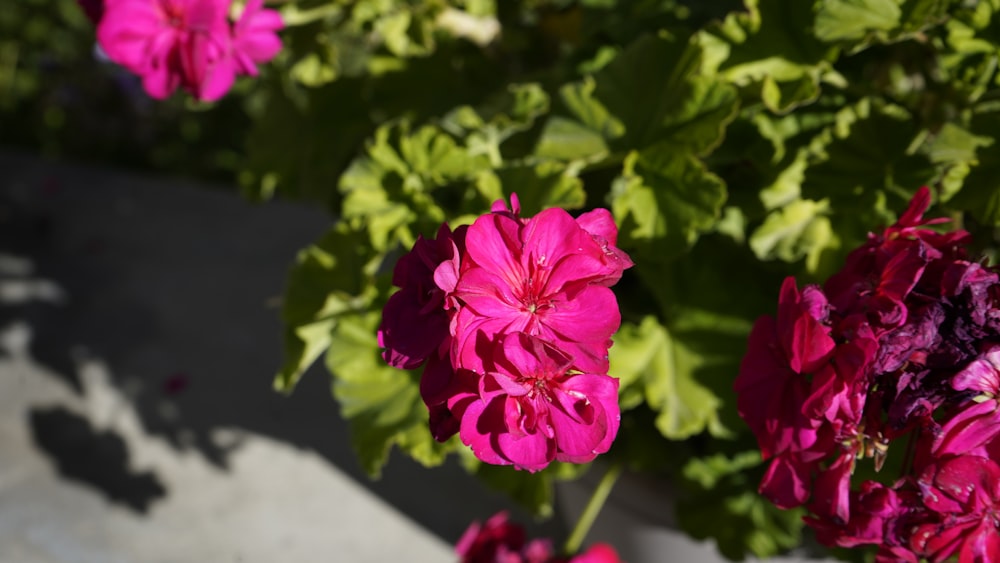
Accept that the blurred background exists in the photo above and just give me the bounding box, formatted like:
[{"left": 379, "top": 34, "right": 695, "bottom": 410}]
[{"left": 0, "top": 1, "right": 567, "bottom": 560}]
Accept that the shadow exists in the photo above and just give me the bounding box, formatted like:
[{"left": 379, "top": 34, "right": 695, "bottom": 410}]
[
  {"left": 0, "top": 150, "right": 564, "bottom": 545},
  {"left": 29, "top": 406, "right": 167, "bottom": 513}
]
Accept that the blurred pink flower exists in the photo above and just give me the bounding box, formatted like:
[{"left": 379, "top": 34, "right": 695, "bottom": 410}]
[
  {"left": 456, "top": 511, "right": 553, "bottom": 563},
  {"left": 456, "top": 511, "right": 624, "bottom": 563},
  {"left": 96, "top": 0, "right": 282, "bottom": 101},
  {"left": 231, "top": 0, "right": 284, "bottom": 76}
]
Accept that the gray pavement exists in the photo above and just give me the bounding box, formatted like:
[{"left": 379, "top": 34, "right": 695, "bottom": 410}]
[{"left": 0, "top": 151, "right": 555, "bottom": 562}]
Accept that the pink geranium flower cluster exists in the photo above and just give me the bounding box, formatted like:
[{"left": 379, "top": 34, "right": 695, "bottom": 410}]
[
  {"left": 734, "top": 187, "right": 1000, "bottom": 561},
  {"left": 457, "top": 511, "right": 623, "bottom": 563},
  {"left": 379, "top": 195, "right": 632, "bottom": 472},
  {"left": 93, "top": 0, "right": 283, "bottom": 101}
]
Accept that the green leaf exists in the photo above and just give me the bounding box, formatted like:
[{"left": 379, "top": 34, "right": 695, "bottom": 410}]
[
  {"left": 678, "top": 487, "right": 804, "bottom": 560},
  {"left": 814, "top": 0, "right": 902, "bottom": 43},
  {"left": 492, "top": 161, "right": 587, "bottom": 215},
  {"left": 802, "top": 101, "right": 937, "bottom": 211},
  {"left": 243, "top": 79, "right": 374, "bottom": 208},
  {"left": 699, "top": 0, "right": 838, "bottom": 113},
  {"left": 951, "top": 143, "right": 1000, "bottom": 226},
  {"left": 611, "top": 148, "right": 727, "bottom": 258},
  {"left": 274, "top": 225, "right": 376, "bottom": 393},
  {"left": 534, "top": 116, "right": 610, "bottom": 162},
  {"left": 610, "top": 320, "right": 663, "bottom": 411},
  {"left": 749, "top": 198, "right": 837, "bottom": 272},
  {"left": 681, "top": 451, "right": 762, "bottom": 490},
  {"left": 616, "top": 317, "right": 725, "bottom": 440},
  {"left": 561, "top": 33, "right": 739, "bottom": 155},
  {"left": 328, "top": 311, "right": 453, "bottom": 478},
  {"left": 925, "top": 122, "right": 994, "bottom": 164},
  {"left": 339, "top": 122, "right": 487, "bottom": 248}
]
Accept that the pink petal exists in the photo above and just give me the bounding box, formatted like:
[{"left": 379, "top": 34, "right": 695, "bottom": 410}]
[
  {"left": 953, "top": 346, "right": 1000, "bottom": 394},
  {"left": 538, "top": 285, "right": 621, "bottom": 347},
  {"left": 570, "top": 543, "right": 623, "bottom": 563},
  {"left": 809, "top": 453, "right": 854, "bottom": 524},
  {"left": 896, "top": 186, "right": 932, "bottom": 228},
  {"left": 454, "top": 395, "right": 508, "bottom": 466},
  {"left": 464, "top": 213, "right": 524, "bottom": 289},
  {"left": 776, "top": 277, "right": 835, "bottom": 375},
  {"left": 959, "top": 521, "right": 1000, "bottom": 563},
  {"left": 522, "top": 208, "right": 603, "bottom": 279},
  {"left": 196, "top": 51, "right": 236, "bottom": 101},
  {"left": 496, "top": 426, "right": 554, "bottom": 472},
  {"left": 759, "top": 453, "right": 812, "bottom": 509},
  {"left": 575, "top": 209, "right": 618, "bottom": 245},
  {"left": 935, "top": 401, "right": 1000, "bottom": 457}
]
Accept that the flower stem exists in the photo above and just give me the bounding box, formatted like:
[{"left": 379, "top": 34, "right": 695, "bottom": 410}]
[{"left": 563, "top": 462, "right": 623, "bottom": 556}]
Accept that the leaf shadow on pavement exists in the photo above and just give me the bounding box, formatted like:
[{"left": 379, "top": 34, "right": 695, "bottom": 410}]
[
  {"left": 0, "top": 152, "right": 564, "bottom": 546},
  {"left": 29, "top": 406, "right": 167, "bottom": 514}
]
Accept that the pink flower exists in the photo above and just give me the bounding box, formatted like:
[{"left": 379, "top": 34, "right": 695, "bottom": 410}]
[
  {"left": 379, "top": 224, "right": 465, "bottom": 370},
  {"left": 379, "top": 196, "right": 630, "bottom": 468},
  {"left": 96, "top": 0, "right": 282, "bottom": 101},
  {"left": 231, "top": 0, "right": 283, "bottom": 76},
  {"left": 98, "top": 0, "right": 235, "bottom": 101},
  {"left": 734, "top": 277, "right": 835, "bottom": 460},
  {"left": 456, "top": 512, "right": 625, "bottom": 563},
  {"left": 935, "top": 345, "right": 1000, "bottom": 457},
  {"left": 808, "top": 480, "right": 904, "bottom": 549},
  {"left": 568, "top": 544, "right": 623, "bottom": 563},
  {"left": 453, "top": 205, "right": 626, "bottom": 375},
  {"left": 456, "top": 511, "right": 554, "bottom": 563},
  {"left": 449, "top": 332, "right": 620, "bottom": 472},
  {"left": 573, "top": 209, "right": 634, "bottom": 287},
  {"left": 909, "top": 456, "right": 1000, "bottom": 563}
]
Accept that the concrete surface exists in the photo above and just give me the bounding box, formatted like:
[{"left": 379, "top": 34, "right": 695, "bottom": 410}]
[{"left": 0, "top": 151, "right": 558, "bottom": 563}]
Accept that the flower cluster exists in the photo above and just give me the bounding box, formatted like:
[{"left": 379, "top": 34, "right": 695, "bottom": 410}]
[
  {"left": 92, "top": 0, "right": 283, "bottom": 101},
  {"left": 379, "top": 195, "right": 632, "bottom": 472},
  {"left": 457, "top": 511, "right": 623, "bottom": 563},
  {"left": 734, "top": 187, "right": 1000, "bottom": 561}
]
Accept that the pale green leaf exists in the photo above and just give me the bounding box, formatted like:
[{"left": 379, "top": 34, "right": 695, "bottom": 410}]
[
  {"left": 275, "top": 225, "right": 376, "bottom": 393},
  {"left": 749, "top": 198, "right": 835, "bottom": 270},
  {"left": 534, "top": 116, "right": 610, "bottom": 162},
  {"left": 611, "top": 148, "right": 727, "bottom": 257},
  {"left": 814, "top": 0, "right": 902, "bottom": 42},
  {"left": 925, "top": 122, "right": 994, "bottom": 164},
  {"left": 700, "top": 0, "right": 837, "bottom": 113},
  {"left": 617, "top": 317, "right": 725, "bottom": 440},
  {"left": 561, "top": 33, "right": 739, "bottom": 155},
  {"left": 681, "top": 451, "right": 762, "bottom": 490}
]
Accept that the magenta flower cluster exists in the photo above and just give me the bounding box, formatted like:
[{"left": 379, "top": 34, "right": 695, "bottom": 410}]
[
  {"left": 91, "top": 0, "right": 282, "bottom": 101},
  {"left": 379, "top": 195, "right": 632, "bottom": 472},
  {"left": 457, "top": 511, "right": 623, "bottom": 563},
  {"left": 734, "top": 187, "right": 1000, "bottom": 561}
]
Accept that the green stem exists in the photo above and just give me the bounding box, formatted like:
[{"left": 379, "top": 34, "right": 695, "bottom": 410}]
[{"left": 563, "top": 463, "right": 623, "bottom": 556}]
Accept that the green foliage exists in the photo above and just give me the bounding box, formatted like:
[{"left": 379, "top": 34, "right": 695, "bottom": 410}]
[
  {"left": 328, "top": 311, "right": 455, "bottom": 477},
  {"left": 12, "top": 0, "right": 1000, "bottom": 559}
]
